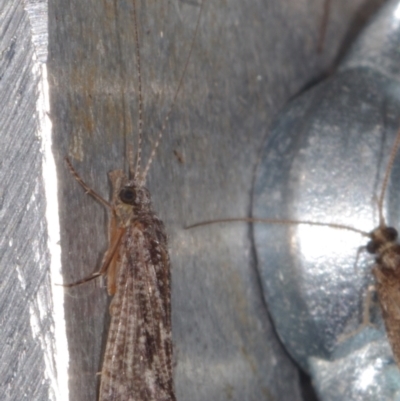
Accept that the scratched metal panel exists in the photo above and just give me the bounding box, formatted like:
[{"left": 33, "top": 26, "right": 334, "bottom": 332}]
[
  {"left": 45, "top": 1, "right": 386, "bottom": 401},
  {"left": 0, "top": 0, "right": 54, "bottom": 401}
]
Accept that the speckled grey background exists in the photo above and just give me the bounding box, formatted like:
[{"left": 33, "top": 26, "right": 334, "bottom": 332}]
[{"left": 0, "top": 0, "right": 388, "bottom": 400}]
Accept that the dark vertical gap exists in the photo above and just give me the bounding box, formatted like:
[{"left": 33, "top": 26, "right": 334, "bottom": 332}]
[{"left": 299, "top": 370, "right": 320, "bottom": 401}]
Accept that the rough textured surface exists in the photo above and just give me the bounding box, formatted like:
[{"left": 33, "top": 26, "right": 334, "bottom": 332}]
[
  {"left": 0, "top": 0, "right": 381, "bottom": 400},
  {"left": 0, "top": 0, "right": 54, "bottom": 400}
]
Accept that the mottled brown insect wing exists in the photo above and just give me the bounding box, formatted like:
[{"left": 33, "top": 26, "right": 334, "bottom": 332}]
[
  {"left": 373, "top": 250, "right": 400, "bottom": 367},
  {"left": 98, "top": 171, "right": 174, "bottom": 401}
]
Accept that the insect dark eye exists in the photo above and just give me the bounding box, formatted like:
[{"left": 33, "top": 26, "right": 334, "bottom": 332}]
[
  {"left": 119, "top": 188, "right": 136, "bottom": 205},
  {"left": 385, "top": 227, "right": 398, "bottom": 241},
  {"left": 366, "top": 240, "right": 379, "bottom": 254}
]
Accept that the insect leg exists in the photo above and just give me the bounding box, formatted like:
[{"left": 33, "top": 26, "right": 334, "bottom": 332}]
[{"left": 65, "top": 157, "right": 112, "bottom": 210}]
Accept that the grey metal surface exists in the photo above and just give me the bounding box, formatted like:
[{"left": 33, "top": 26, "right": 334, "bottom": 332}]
[
  {"left": 0, "top": 0, "right": 387, "bottom": 400},
  {"left": 49, "top": 0, "right": 387, "bottom": 400},
  {"left": 0, "top": 0, "right": 56, "bottom": 401},
  {"left": 253, "top": 0, "right": 400, "bottom": 400}
]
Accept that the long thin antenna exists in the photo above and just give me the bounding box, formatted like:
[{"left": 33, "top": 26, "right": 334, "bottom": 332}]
[
  {"left": 113, "top": 0, "right": 131, "bottom": 176},
  {"left": 317, "top": 0, "right": 331, "bottom": 53},
  {"left": 132, "top": 0, "right": 144, "bottom": 179},
  {"left": 140, "top": 0, "right": 205, "bottom": 184},
  {"left": 186, "top": 217, "right": 369, "bottom": 236},
  {"left": 377, "top": 126, "right": 400, "bottom": 226}
]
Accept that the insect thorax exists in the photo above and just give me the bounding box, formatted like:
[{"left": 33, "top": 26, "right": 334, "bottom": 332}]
[{"left": 367, "top": 226, "right": 400, "bottom": 270}]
